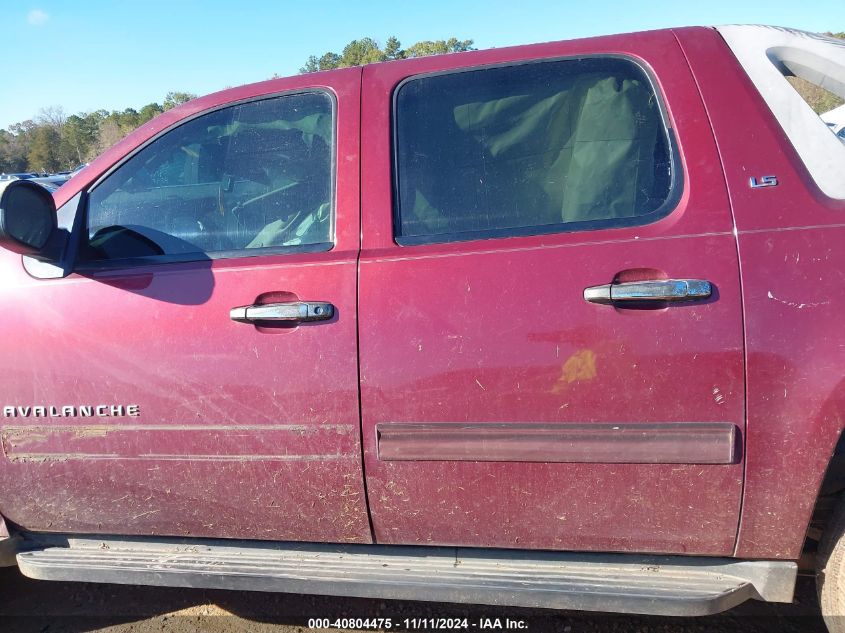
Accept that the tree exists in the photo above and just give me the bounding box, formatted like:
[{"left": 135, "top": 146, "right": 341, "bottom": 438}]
[
  {"left": 0, "top": 90, "right": 196, "bottom": 173},
  {"left": 95, "top": 119, "right": 125, "bottom": 154},
  {"left": 300, "top": 52, "right": 342, "bottom": 73},
  {"left": 0, "top": 126, "right": 30, "bottom": 173},
  {"left": 121, "top": 108, "right": 141, "bottom": 129},
  {"left": 36, "top": 105, "right": 66, "bottom": 129},
  {"left": 4, "top": 121, "right": 36, "bottom": 173},
  {"left": 163, "top": 91, "right": 197, "bottom": 111},
  {"left": 59, "top": 114, "right": 98, "bottom": 165},
  {"left": 405, "top": 38, "right": 475, "bottom": 58},
  {"left": 384, "top": 36, "right": 404, "bottom": 60},
  {"left": 139, "top": 103, "right": 164, "bottom": 124},
  {"left": 27, "top": 125, "right": 61, "bottom": 172},
  {"left": 297, "top": 35, "right": 475, "bottom": 74},
  {"left": 0, "top": 130, "right": 17, "bottom": 173},
  {"left": 340, "top": 37, "right": 386, "bottom": 66}
]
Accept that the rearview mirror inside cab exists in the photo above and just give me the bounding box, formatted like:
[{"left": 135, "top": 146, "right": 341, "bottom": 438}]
[{"left": 0, "top": 180, "right": 57, "bottom": 254}]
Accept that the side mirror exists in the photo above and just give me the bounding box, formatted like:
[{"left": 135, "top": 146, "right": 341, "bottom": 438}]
[{"left": 0, "top": 180, "right": 57, "bottom": 254}]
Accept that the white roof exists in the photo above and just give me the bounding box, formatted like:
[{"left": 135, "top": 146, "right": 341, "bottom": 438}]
[{"left": 716, "top": 25, "right": 845, "bottom": 199}]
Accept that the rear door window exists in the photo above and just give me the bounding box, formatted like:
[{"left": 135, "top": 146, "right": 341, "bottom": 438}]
[{"left": 393, "top": 57, "right": 675, "bottom": 244}]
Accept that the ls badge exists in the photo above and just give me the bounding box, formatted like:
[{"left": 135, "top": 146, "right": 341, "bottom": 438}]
[{"left": 750, "top": 175, "right": 778, "bottom": 188}]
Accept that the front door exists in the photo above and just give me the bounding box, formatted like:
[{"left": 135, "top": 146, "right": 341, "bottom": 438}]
[
  {"left": 359, "top": 33, "right": 744, "bottom": 554},
  {"left": 0, "top": 68, "right": 370, "bottom": 543}
]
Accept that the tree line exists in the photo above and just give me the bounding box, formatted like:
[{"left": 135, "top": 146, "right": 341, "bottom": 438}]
[
  {"left": 0, "top": 36, "right": 474, "bottom": 176},
  {"left": 298, "top": 36, "right": 474, "bottom": 72},
  {"left": 5, "top": 31, "right": 843, "bottom": 176},
  {"left": 0, "top": 91, "right": 196, "bottom": 175}
]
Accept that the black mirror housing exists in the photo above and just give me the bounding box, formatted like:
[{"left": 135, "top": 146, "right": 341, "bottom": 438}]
[{"left": 0, "top": 180, "right": 58, "bottom": 254}]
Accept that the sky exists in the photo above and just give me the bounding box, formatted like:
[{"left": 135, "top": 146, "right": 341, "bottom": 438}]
[{"left": 2, "top": 0, "right": 842, "bottom": 129}]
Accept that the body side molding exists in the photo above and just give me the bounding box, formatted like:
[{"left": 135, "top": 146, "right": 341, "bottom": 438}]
[{"left": 377, "top": 423, "right": 737, "bottom": 464}]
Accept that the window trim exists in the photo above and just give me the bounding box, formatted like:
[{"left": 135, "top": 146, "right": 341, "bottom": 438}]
[
  {"left": 76, "top": 88, "right": 338, "bottom": 270},
  {"left": 390, "top": 54, "right": 683, "bottom": 246}
]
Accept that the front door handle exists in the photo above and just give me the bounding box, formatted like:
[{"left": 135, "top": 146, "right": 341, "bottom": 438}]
[
  {"left": 583, "top": 279, "right": 712, "bottom": 305},
  {"left": 230, "top": 301, "right": 334, "bottom": 323}
]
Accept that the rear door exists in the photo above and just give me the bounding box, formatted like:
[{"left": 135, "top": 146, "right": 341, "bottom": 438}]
[
  {"left": 0, "top": 68, "right": 371, "bottom": 543},
  {"left": 359, "top": 32, "right": 744, "bottom": 555}
]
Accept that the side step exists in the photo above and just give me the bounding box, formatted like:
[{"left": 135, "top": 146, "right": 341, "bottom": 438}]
[{"left": 16, "top": 536, "right": 796, "bottom": 617}]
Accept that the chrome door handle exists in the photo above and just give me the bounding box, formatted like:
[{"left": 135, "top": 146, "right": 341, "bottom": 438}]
[
  {"left": 230, "top": 301, "right": 334, "bottom": 323},
  {"left": 584, "top": 279, "right": 712, "bottom": 305}
]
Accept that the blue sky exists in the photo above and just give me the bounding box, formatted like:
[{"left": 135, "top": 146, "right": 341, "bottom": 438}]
[{"left": 2, "top": 0, "right": 842, "bottom": 129}]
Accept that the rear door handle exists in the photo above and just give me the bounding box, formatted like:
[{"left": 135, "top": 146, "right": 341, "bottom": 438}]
[
  {"left": 230, "top": 301, "right": 334, "bottom": 323},
  {"left": 583, "top": 279, "right": 712, "bottom": 305}
]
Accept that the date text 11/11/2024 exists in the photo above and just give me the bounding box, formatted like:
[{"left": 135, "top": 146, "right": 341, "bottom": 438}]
[{"left": 307, "top": 618, "right": 529, "bottom": 630}]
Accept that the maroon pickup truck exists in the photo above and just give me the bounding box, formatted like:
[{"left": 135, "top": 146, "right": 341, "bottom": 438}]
[{"left": 1, "top": 24, "right": 845, "bottom": 630}]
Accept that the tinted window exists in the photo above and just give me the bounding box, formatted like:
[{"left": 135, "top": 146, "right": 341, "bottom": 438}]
[
  {"left": 394, "top": 58, "right": 674, "bottom": 243},
  {"left": 85, "top": 92, "right": 333, "bottom": 262}
]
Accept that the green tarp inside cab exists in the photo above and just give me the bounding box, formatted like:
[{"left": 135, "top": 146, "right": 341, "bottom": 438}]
[{"left": 396, "top": 58, "right": 671, "bottom": 239}]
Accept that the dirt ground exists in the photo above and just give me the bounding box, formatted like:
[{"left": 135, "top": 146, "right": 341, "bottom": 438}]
[{"left": 0, "top": 566, "right": 829, "bottom": 633}]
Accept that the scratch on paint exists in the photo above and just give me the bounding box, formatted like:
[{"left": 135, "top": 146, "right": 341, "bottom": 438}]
[
  {"left": 767, "top": 291, "right": 830, "bottom": 310},
  {"left": 475, "top": 379, "right": 486, "bottom": 391},
  {"left": 131, "top": 510, "right": 160, "bottom": 520},
  {"left": 72, "top": 427, "right": 112, "bottom": 438}
]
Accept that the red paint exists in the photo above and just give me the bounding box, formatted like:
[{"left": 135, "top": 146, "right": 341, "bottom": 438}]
[
  {"left": 0, "top": 27, "right": 840, "bottom": 562},
  {"left": 676, "top": 28, "right": 845, "bottom": 559},
  {"left": 359, "top": 30, "right": 744, "bottom": 555},
  {"left": 0, "top": 68, "right": 371, "bottom": 543}
]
